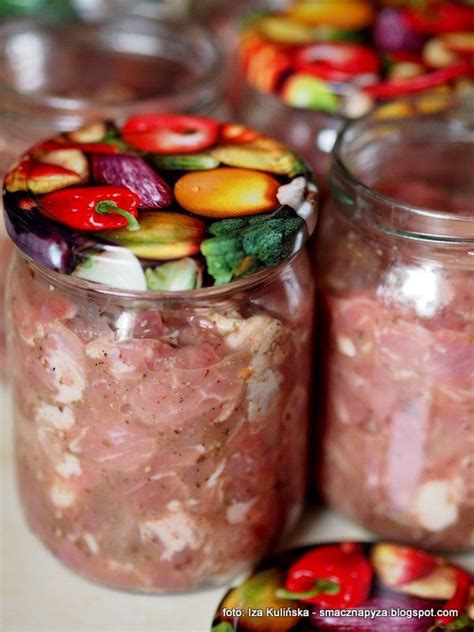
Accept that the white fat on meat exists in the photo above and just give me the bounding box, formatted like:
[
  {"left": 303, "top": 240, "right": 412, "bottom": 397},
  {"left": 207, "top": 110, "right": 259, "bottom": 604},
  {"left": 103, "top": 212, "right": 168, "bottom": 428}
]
[
  {"left": 336, "top": 335, "right": 357, "bottom": 358},
  {"left": 46, "top": 350, "right": 85, "bottom": 405},
  {"left": 54, "top": 453, "right": 82, "bottom": 479},
  {"left": 35, "top": 403, "right": 75, "bottom": 430},
  {"left": 211, "top": 313, "right": 286, "bottom": 419},
  {"left": 139, "top": 512, "right": 203, "bottom": 561},
  {"left": 226, "top": 498, "right": 258, "bottom": 524},
  {"left": 206, "top": 461, "right": 226, "bottom": 488},
  {"left": 247, "top": 366, "right": 283, "bottom": 419},
  {"left": 413, "top": 479, "right": 462, "bottom": 532},
  {"left": 49, "top": 481, "right": 78, "bottom": 508},
  {"left": 83, "top": 532, "right": 99, "bottom": 555},
  {"left": 85, "top": 340, "right": 153, "bottom": 379}
]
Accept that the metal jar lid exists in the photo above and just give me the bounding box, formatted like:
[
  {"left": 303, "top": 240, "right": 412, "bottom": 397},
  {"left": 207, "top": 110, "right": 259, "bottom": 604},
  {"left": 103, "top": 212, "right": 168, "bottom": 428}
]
[
  {"left": 239, "top": 5, "right": 473, "bottom": 119},
  {"left": 3, "top": 114, "right": 318, "bottom": 292},
  {"left": 212, "top": 540, "right": 474, "bottom": 631}
]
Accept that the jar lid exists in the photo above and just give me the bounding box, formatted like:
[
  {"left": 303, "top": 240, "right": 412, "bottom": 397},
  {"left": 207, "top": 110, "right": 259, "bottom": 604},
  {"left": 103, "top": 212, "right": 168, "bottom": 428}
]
[
  {"left": 240, "top": 6, "right": 473, "bottom": 118},
  {"left": 212, "top": 541, "right": 474, "bottom": 631},
  {"left": 2, "top": 115, "right": 318, "bottom": 292}
]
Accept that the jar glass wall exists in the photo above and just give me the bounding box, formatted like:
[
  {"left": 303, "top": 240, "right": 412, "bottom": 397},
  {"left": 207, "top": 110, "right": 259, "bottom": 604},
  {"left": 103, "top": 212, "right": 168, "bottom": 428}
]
[
  {"left": 316, "top": 96, "right": 474, "bottom": 550},
  {"left": 237, "top": 84, "right": 345, "bottom": 180},
  {"left": 6, "top": 249, "right": 314, "bottom": 591},
  {"left": 0, "top": 15, "right": 224, "bottom": 379}
]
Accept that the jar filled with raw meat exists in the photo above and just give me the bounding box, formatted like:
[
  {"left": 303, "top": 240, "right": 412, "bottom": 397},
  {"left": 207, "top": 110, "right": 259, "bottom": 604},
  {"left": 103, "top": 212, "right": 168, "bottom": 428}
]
[
  {"left": 316, "top": 95, "right": 473, "bottom": 551},
  {"left": 237, "top": 1, "right": 474, "bottom": 178},
  {"left": 3, "top": 115, "right": 317, "bottom": 592},
  {"left": 0, "top": 15, "right": 224, "bottom": 379}
]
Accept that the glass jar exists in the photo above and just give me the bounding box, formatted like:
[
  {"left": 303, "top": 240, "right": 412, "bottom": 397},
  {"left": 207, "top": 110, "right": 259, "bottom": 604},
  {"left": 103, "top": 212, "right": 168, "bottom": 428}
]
[
  {"left": 0, "top": 15, "right": 224, "bottom": 379},
  {"left": 316, "top": 96, "right": 474, "bottom": 551},
  {"left": 236, "top": 4, "right": 473, "bottom": 180},
  {"left": 3, "top": 115, "right": 317, "bottom": 591}
]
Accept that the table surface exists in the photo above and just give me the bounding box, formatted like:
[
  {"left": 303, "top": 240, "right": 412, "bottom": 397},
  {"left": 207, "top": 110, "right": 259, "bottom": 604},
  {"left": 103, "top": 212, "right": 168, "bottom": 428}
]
[{"left": 1, "top": 384, "right": 472, "bottom": 632}]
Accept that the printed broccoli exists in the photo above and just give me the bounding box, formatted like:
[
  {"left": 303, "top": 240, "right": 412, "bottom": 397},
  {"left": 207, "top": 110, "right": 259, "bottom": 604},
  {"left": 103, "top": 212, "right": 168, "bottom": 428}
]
[{"left": 201, "top": 210, "right": 304, "bottom": 285}]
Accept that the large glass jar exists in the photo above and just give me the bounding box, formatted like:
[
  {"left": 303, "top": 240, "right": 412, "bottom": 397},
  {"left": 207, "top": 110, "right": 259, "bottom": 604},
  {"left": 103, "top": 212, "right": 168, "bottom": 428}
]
[
  {"left": 316, "top": 96, "right": 474, "bottom": 551},
  {"left": 0, "top": 15, "right": 224, "bottom": 379},
  {"left": 4, "top": 115, "right": 317, "bottom": 591}
]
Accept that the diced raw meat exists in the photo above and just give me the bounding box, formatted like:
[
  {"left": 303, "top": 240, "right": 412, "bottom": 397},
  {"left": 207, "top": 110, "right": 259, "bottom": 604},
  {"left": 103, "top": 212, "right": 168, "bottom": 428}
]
[
  {"left": 8, "top": 250, "right": 313, "bottom": 591},
  {"left": 78, "top": 422, "right": 156, "bottom": 473},
  {"left": 320, "top": 288, "right": 474, "bottom": 550}
]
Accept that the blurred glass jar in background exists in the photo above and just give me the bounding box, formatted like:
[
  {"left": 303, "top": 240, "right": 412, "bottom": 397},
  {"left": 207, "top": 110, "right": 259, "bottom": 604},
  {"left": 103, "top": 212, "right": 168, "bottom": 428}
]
[
  {"left": 316, "top": 95, "right": 474, "bottom": 551},
  {"left": 236, "top": 2, "right": 473, "bottom": 180},
  {"left": 0, "top": 15, "right": 224, "bottom": 378},
  {"left": 0, "top": 0, "right": 187, "bottom": 21},
  {"left": 73, "top": 0, "right": 188, "bottom": 21}
]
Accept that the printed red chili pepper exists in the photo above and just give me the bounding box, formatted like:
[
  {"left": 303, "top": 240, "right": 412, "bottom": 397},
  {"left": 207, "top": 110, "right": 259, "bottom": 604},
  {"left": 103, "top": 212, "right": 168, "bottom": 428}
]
[
  {"left": 276, "top": 543, "right": 372, "bottom": 609},
  {"left": 364, "top": 60, "right": 471, "bottom": 99},
  {"left": 436, "top": 568, "right": 472, "bottom": 625},
  {"left": 121, "top": 114, "right": 220, "bottom": 154},
  {"left": 404, "top": 2, "right": 474, "bottom": 35},
  {"left": 38, "top": 186, "right": 141, "bottom": 232}
]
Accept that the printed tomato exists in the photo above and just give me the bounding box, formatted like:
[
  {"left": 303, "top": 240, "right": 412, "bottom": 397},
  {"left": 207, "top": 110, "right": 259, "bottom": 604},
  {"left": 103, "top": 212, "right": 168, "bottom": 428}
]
[{"left": 121, "top": 114, "right": 220, "bottom": 154}]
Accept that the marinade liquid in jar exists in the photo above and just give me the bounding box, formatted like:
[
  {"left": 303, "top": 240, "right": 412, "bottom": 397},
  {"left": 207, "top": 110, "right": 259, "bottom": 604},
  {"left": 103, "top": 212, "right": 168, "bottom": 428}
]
[
  {"left": 237, "top": 2, "right": 474, "bottom": 180},
  {"left": 316, "top": 96, "right": 474, "bottom": 551},
  {"left": 3, "top": 115, "right": 317, "bottom": 592},
  {"left": 0, "top": 15, "right": 224, "bottom": 378}
]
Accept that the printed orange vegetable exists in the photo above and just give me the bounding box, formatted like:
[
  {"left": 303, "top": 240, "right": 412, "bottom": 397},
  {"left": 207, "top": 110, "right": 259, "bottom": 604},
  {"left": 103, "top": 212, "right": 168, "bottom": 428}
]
[
  {"left": 174, "top": 168, "right": 280, "bottom": 218},
  {"left": 38, "top": 186, "right": 141, "bottom": 232},
  {"left": 121, "top": 114, "right": 220, "bottom": 154},
  {"left": 287, "top": 0, "right": 374, "bottom": 30},
  {"left": 244, "top": 40, "right": 293, "bottom": 93}
]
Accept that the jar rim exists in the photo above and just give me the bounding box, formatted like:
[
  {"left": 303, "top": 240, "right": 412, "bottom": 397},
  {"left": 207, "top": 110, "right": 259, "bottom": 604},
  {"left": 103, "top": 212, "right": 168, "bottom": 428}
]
[
  {"left": 331, "top": 95, "right": 474, "bottom": 243},
  {"left": 0, "top": 16, "right": 223, "bottom": 122},
  {"left": 19, "top": 249, "right": 302, "bottom": 304}
]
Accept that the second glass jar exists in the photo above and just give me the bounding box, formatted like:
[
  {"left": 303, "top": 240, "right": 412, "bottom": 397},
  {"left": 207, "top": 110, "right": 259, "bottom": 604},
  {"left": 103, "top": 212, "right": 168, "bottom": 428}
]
[{"left": 316, "top": 97, "right": 474, "bottom": 551}]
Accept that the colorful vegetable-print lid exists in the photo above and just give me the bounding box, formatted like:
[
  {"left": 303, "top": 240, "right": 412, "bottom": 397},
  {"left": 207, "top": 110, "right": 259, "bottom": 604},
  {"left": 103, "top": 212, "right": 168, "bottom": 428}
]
[
  {"left": 212, "top": 541, "right": 474, "bottom": 631},
  {"left": 240, "top": 2, "right": 473, "bottom": 118},
  {"left": 2, "top": 115, "right": 318, "bottom": 292}
]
